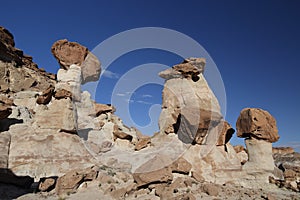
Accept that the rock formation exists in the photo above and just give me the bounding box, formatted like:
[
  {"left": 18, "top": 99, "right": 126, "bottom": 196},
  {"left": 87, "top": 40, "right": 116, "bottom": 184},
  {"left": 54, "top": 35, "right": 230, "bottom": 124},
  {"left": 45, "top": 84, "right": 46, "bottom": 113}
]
[
  {"left": 51, "top": 39, "right": 101, "bottom": 84},
  {"left": 236, "top": 108, "right": 282, "bottom": 185},
  {"left": 0, "top": 27, "right": 55, "bottom": 94},
  {"left": 158, "top": 57, "right": 223, "bottom": 145},
  {"left": 0, "top": 26, "right": 299, "bottom": 199}
]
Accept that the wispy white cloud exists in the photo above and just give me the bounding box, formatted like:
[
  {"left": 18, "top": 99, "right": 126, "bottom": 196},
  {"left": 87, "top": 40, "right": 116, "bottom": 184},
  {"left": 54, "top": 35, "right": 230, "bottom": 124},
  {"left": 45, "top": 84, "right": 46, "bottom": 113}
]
[
  {"left": 116, "top": 93, "right": 125, "bottom": 97},
  {"left": 101, "top": 70, "right": 119, "bottom": 79},
  {"left": 137, "top": 100, "right": 152, "bottom": 105},
  {"left": 142, "top": 94, "right": 153, "bottom": 98},
  {"left": 126, "top": 91, "right": 135, "bottom": 95},
  {"left": 125, "top": 99, "right": 134, "bottom": 103}
]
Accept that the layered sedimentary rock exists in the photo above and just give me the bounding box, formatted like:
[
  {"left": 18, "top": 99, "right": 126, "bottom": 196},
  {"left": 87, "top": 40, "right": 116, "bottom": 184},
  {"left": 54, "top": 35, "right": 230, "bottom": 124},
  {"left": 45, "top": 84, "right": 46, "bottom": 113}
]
[
  {"left": 0, "top": 26, "right": 299, "bottom": 199},
  {"left": 159, "top": 58, "right": 223, "bottom": 145}
]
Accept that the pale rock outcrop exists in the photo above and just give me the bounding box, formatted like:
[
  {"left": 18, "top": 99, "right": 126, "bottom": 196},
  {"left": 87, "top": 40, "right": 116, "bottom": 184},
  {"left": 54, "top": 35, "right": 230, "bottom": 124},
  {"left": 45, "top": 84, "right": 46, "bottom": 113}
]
[
  {"left": 34, "top": 98, "right": 77, "bottom": 132},
  {"left": 13, "top": 91, "right": 39, "bottom": 111},
  {"left": 8, "top": 124, "right": 95, "bottom": 179},
  {"left": 243, "top": 138, "right": 276, "bottom": 171},
  {"left": 0, "top": 131, "right": 10, "bottom": 168},
  {"left": 55, "top": 64, "right": 82, "bottom": 101},
  {"left": 159, "top": 58, "right": 222, "bottom": 145}
]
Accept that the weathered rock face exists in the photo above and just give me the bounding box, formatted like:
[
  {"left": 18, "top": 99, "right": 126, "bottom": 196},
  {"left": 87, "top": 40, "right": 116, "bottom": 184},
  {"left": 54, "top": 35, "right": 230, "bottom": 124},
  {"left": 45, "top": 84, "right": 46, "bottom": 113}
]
[
  {"left": 159, "top": 58, "right": 222, "bottom": 145},
  {"left": 0, "top": 131, "right": 10, "bottom": 168},
  {"left": 51, "top": 39, "right": 101, "bottom": 83},
  {"left": 55, "top": 64, "right": 82, "bottom": 101},
  {"left": 243, "top": 138, "right": 276, "bottom": 171},
  {"left": 133, "top": 155, "right": 173, "bottom": 187},
  {"left": 236, "top": 108, "right": 279, "bottom": 143},
  {"left": 8, "top": 124, "right": 94, "bottom": 179},
  {"left": 34, "top": 98, "right": 77, "bottom": 132},
  {"left": 216, "top": 121, "right": 235, "bottom": 146},
  {"left": 0, "top": 27, "right": 55, "bottom": 94}
]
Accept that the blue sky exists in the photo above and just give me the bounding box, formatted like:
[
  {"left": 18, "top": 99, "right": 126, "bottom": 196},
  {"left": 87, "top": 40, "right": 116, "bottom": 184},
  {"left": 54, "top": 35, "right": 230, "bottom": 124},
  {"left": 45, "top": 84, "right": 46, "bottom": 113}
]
[{"left": 1, "top": 0, "right": 299, "bottom": 151}]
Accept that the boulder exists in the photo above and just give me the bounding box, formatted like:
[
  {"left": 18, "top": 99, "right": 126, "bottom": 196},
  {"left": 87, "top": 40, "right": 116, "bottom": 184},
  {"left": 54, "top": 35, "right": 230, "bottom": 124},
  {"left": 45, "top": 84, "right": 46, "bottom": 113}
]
[
  {"left": 170, "top": 157, "right": 192, "bottom": 174},
  {"left": 159, "top": 57, "right": 205, "bottom": 81},
  {"left": 236, "top": 108, "right": 279, "bottom": 143},
  {"left": 94, "top": 103, "right": 115, "bottom": 116},
  {"left": 51, "top": 39, "right": 88, "bottom": 70},
  {"left": 113, "top": 125, "right": 133, "bottom": 141},
  {"left": 81, "top": 52, "right": 101, "bottom": 84},
  {"left": 133, "top": 155, "right": 173, "bottom": 187},
  {"left": 36, "top": 85, "right": 54, "bottom": 105},
  {"left": 201, "top": 183, "right": 220, "bottom": 196},
  {"left": 38, "top": 177, "right": 57, "bottom": 192},
  {"left": 135, "top": 137, "right": 151, "bottom": 151}
]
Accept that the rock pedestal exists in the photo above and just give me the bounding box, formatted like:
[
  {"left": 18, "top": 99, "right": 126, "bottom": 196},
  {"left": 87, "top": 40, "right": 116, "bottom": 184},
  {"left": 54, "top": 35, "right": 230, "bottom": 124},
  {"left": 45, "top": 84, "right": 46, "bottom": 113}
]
[{"left": 243, "top": 138, "right": 275, "bottom": 171}]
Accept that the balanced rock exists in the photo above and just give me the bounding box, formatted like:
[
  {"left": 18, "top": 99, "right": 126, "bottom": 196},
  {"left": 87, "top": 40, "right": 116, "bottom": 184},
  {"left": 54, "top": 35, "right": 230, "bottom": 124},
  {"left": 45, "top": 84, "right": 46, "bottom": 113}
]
[
  {"left": 159, "top": 58, "right": 222, "bottom": 144},
  {"left": 51, "top": 39, "right": 101, "bottom": 83},
  {"left": 236, "top": 108, "right": 279, "bottom": 143},
  {"left": 51, "top": 39, "right": 88, "bottom": 69}
]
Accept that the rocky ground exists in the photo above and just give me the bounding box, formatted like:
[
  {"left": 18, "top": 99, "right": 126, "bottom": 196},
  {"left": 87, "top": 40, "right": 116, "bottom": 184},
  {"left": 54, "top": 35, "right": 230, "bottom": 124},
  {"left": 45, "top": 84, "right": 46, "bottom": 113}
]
[{"left": 0, "top": 26, "right": 299, "bottom": 199}]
